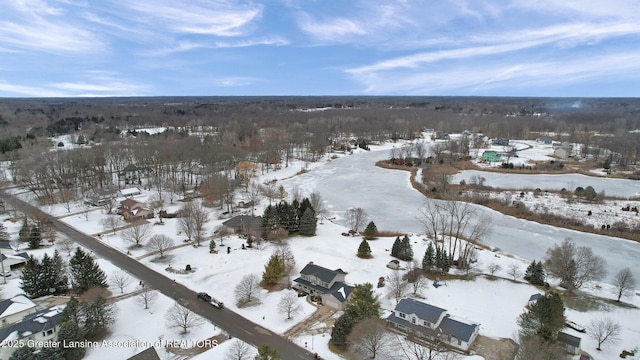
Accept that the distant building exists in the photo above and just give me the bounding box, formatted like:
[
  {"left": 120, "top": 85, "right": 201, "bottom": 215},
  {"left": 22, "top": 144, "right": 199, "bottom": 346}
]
[
  {"left": 221, "top": 215, "right": 263, "bottom": 234},
  {"left": 527, "top": 293, "right": 543, "bottom": 307},
  {"left": 557, "top": 331, "right": 582, "bottom": 355},
  {"left": 536, "top": 136, "right": 553, "bottom": 144},
  {"left": 387, "top": 298, "right": 480, "bottom": 352},
  {"left": 482, "top": 151, "right": 502, "bottom": 162},
  {"left": 84, "top": 186, "right": 119, "bottom": 206},
  {"left": 492, "top": 138, "right": 510, "bottom": 146}
]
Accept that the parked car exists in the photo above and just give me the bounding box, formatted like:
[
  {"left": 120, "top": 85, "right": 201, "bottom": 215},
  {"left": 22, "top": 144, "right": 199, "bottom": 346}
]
[{"left": 197, "top": 292, "right": 224, "bottom": 309}]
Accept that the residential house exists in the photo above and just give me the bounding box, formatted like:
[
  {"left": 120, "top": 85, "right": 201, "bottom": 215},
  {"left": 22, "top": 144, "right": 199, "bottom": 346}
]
[
  {"left": 387, "top": 298, "right": 480, "bottom": 352},
  {"left": 536, "top": 136, "right": 553, "bottom": 144},
  {"left": 84, "top": 187, "right": 119, "bottom": 206},
  {"left": 119, "top": 199, "right": 153, "bottom": 221},
  {"left": 119, "top": 165, "right": 148, "bottom": 185},
  {"left": 1, "top": 252, "right": 28, "bottom": 271},
  {"left": 481, "top": 151, "right": 502, "bottom": 163},
  {"left": 492, "top": 138, "right": 510, "bottom": 146},
  {"left": 557, "top": 331, "right": 581, "bottom": 355},
  {"left": 222, "top": 215, "right": 263, "bottom": 234},
  {"left": 292, "top": 262, "right": 354, "bottom": 310},
  {"left": 120, "top": 187, "right": 143, "bottom": 197},
  {"left": 0, "top": 306, "right": 64, "bottom": 358},
  {"left": 0, "top": 295, "right": 36, "bottom": 328}
]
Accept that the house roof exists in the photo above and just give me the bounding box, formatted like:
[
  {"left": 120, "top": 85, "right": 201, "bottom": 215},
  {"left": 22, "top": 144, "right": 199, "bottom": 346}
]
[
  {"left": 121, "top": 187, "right": 142, "bottom": 196},
  {"left": 298, "top": 262, "right": 345, "bottom": 284},
  {"left": 557, "top": 331, "right": 581, "bottom": 348},
  {"left": 389, "top": 260, "right": 400, "bottom": 264},
  {"left": 438, "top": 316, "right": 479, "bottom": 343},
  {"left": 0, "top": 241, "right": 13, "bottom": 250},
  {"left": 1, "top": 252, "right": 29, "bottom": 262},
  {"left": 0, "top": 306, "right": 63, "bottom": 342},
  {"left": 222, "top": 215, "right": 263, "bottom": 232},
  {"left": 329, "top": 284, "right": 354, "bottom": 303},
  {"left": 395, "top": 298, "right": 447, "bottom": 324},
  {"left": 528, "top": 293, "right": 543, "bottom": 302},
  {"left": 387, "top": 312, "right": 440, "bottom": 338},
  {"left": 121, "top": 198, "right": 142, "bottom": 209},
  {"left": 0, "top": 295, "right": 36, "bottom": 319},
  {"left": 127, "top": 346, "right": 161, "bottom": 360}
]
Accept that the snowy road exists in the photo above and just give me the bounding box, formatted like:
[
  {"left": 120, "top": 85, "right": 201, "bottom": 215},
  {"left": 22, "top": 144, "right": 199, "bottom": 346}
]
[{"left": 282, "top": 149, "right": 640, "bottom": 283}]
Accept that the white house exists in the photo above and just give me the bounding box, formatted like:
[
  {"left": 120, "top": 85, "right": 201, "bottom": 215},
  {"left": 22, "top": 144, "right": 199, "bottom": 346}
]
[
  {"left": 0, "top": 295, "right": 37, "bottom": 328},
  {"left": 292, "top": 262, "right": 354, "bottom": 310},
  {"left": 120, "top": 187, "right": 142, "bottom": 197},
  {"left": 387, "top": 298, "right": 480, "bottom": 352},
  {"left": 0, "top": 306, "right": 64, "bottom": 358}
]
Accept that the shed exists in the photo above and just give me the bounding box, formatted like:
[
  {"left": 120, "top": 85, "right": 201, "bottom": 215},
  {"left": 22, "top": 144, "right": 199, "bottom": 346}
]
[
  {"left": 387, "top": 259, "right": 401, "bottom": 269},
  {"left": 557, "top": 331, "right": 581, "bottom": 355}
]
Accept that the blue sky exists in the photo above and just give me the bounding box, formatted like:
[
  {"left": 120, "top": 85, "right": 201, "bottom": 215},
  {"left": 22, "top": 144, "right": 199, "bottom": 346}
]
[{"left": 1, "top": 0, "right": 639, "bottom": 97}]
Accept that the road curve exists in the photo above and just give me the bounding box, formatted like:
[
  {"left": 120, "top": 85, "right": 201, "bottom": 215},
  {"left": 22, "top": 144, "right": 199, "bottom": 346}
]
[{"left": 1, "top": 191, "right": 316, "bottom": 360}]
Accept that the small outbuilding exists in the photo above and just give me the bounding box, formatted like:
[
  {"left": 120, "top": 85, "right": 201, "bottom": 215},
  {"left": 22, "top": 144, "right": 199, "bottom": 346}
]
[
  {"left": 387, "top": 259, "right": 401, "bottom": 269},
  {"left": 482, "top": 151, "right": 502, "bottom": 163}
]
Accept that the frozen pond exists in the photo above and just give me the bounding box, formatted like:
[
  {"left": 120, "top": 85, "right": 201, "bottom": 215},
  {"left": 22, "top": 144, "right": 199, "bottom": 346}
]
[
  {"left": 282, "top": 150, "right": 640, "bottom": 283},
  {"left": 451, "top": 170, "right": 640, "bottom": 198}
]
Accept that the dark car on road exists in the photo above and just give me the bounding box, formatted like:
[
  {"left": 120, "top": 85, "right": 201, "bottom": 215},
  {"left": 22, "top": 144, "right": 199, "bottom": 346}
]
[{"left": 197, "top": 292, "right": 212, "bottom": 302}]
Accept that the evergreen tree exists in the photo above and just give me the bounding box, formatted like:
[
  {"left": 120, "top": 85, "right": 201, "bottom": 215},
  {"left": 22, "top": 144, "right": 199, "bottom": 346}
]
[
  {"left": 362, "top": 221, "right": 378, "bottom": 240},
  {"left": 531, "top": 262, "right": 546, "bottom": 286},
  {"left": 391, "top": 236, "right": 401, "bottom": 257},
  {"left": 357, "top": 239, "right": 372, "bottom": 258},
  {"left": 524, "top": 260, "right": 536, "bottom": 282},
  {"left": 262, "top": 255, "right": 284, "bottom": 285},
  {"left": 61, "top": 297, "right": 83, "bottom": 327},
  {"left": 254, "top": 344, "right": 281, "bottom": 360},
  {"left": 28, "top": 224, "right": 41, "bottom": 249},
  {"left": 262, "top": 205, "right": 278, "bottom": 234},
  {"left": 20, "top": 256, "right": 44, "bottom": 298},
  {"left": 36, "top": 346, "right": 63, "bottom": 360},
  {"left": 69, "top": 247, "right": 107, "bottom": 293},
  {"left": 345, "top": 283, "right": 381, "bottom": 320},
  {"left": 518, "top": 292, "right": 565, "bottom": 341},
  {"left": 438, "top": 249, "right": 450, "bottom": 273},
  {"left": 434, "top": 246, "right": 442, "bottom": 270},
  {"left": 330, "top": 312, "right": 356, "bottom": 348},
  {"left": 8, "top": 345, "right": 36, "bottom": 360},
  {"left": 298, "top": 208, "right": 317, "bottom": 236},
  {"left": 422, "top": 242, "right": 435, "bottom": 272},
  {"left": 398, "top": 235, "right": 413, "bottom": 261},
  {"left": 82, "top": 295, "right": 115, "bottom": 340},
  {"left": 18, "top": 218, "right": 30, "bottom": 242},
  {"left": 209, "top": 239, "right": 217, "bottom": 252},
  {"left": 298, "top": 197, "right": 315, "bottom": 223},
  {"left": 39, "top": 252, "right": 68, "bottom": 295}
]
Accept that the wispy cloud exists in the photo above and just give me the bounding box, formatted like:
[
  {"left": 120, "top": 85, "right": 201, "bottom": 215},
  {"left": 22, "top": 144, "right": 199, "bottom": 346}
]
[
  {"left": 123, "top": 1, "right": 263, "bottom": 37},
  {"left": 0, "top": 0, "right": 103, "bottom": 54},
  {"left": 351, "top": 51, "right": 640, "bottom": 95},
  {"left": 211, "top": 76, "right": 259, "bottom": 87},
  {"left": 144, "top": 37, "right": 289, "bottom": 56}
]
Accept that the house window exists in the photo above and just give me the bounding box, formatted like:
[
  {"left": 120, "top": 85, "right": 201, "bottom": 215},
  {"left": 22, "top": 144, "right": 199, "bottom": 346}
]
[
  {"left": 399, "top": 313, "right": 406, "bottom": 319},
  {"left": 458, "top": 339, "right": 462, "bottom": 345},
  {"left": 423, "top": 320, "right": 429, "bottom": 326},
  {"left": 411, "top": 317, "right": 416, "bottom": 324}
]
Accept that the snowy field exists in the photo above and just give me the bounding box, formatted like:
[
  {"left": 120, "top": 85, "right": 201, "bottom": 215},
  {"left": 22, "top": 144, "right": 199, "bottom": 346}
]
[{"left": 1, "top": 139, "right": 640, "bottom": 359}]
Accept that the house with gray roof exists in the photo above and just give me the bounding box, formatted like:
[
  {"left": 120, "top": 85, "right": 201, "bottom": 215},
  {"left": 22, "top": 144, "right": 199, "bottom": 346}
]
[
  {"left": 387, "top": 298, "right": 480, "bottom": 352},
  {"left": 0, "top": 306, "right": 64, "bottom": 358},
  {"left": 557, "top": 331, "right": 581, "bottom": 355},
  {"left": 0, "top": 295, "right": 36, "bottom": 328},
  {"left": 293, "top": 262, "right": 354, "bottom": 310},
  {"left": 222, "top": 215, "right": 263, "bottom": 234}
]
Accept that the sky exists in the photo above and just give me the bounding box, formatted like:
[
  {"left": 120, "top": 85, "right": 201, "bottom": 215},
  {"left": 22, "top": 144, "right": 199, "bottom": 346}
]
[{"left": 1, "top": 0, "right": 640, "bottom": 97}]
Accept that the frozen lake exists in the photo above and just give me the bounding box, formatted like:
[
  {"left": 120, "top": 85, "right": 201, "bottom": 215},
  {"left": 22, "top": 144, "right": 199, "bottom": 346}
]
[
  {"left": 283, "top": 150, "right": 640, "bottom": 283},
  {"left": 451, "top": 170, "right": 640, "bottom": 198}
]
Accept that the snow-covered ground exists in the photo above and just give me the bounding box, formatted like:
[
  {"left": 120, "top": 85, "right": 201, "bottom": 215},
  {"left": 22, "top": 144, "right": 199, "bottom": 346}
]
[{"left": 2, "top": 140, "right": 640, "bottom": 359}]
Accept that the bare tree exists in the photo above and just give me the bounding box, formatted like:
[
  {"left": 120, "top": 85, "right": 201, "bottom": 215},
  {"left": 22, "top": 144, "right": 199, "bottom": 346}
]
[
  {"left": 387, "top": 270, "right": 409, "bottom": 305},
  {"left": 277, "top": 290, "right": 302, "bottom": 320},
  {"left": 246, "top": 182, "right": 263, "bottom": 216},
  {"left": 148, "top": 234, "right": 174, "bottom": 258},
  {"left": 165, "top": 302, "right": 204, "bottom": 334},
  {"left": 588, "top": 318, "right": 621, "bottom": 350},
  {"left": 226, "top": 339, "right": 254, "bottom": 360},
  {"left": 487, "top": 263, "right": 501, "bottom": 277},
  {"left": 309, "top": 191, "right": 327, "bottom": 223},
  {"left": 58, "top": 188, "right": 76, "bottom": 213},
  {"left": 136, "top": 287, "right": 158, "bottom": 309},
  {"left": 545, "top": 237, "right": 607, "bottom": 290},
  {"left": 9, "top": 237, "right": 22, "bottom": 253},
  {"left": 273, "top": 242, "right": 296, "bottom": 284},
  {"left": 507, "top": 263, "right": 522, "bottom": 281},
  {"left": 110, "top": 271, "right": 132, "bottom": 293},
  {"left": 345, "top": 207, "right": 368, "bottom": 233},
  {"left": 516, "top": 335, "right": 569, "bottom": 360},
  {"left": 101, "top": 216, "right": 123, "bottom": 235},
  {"left": 405, "top": 260, "right": 428, "bottom": 296},
  {"left": 234, "top": 273, "right": 262, "bottom": 306},
  {"left": 348, "top": 317, "right": 392, "bottom": 359},
  {"left": 394, "top": 334, "right": 459, "bottom": 360},
  {"left": 262, "top": 181, "right": 278, "bottom": 206},
  {"left": 178, "top": 202, "right": 196, "bottom": 242},
  {"left": 613, "top": 267, "right": 636, "bottom": 302},
  {"left": 191, "top": 202, "right": 209, "bottom": 246},
  {"left": 148, "top": 194, "right": 165, "bottom": 224},
  {"left": 122, "top": 222, "right": 152, "bottom": 248}
]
